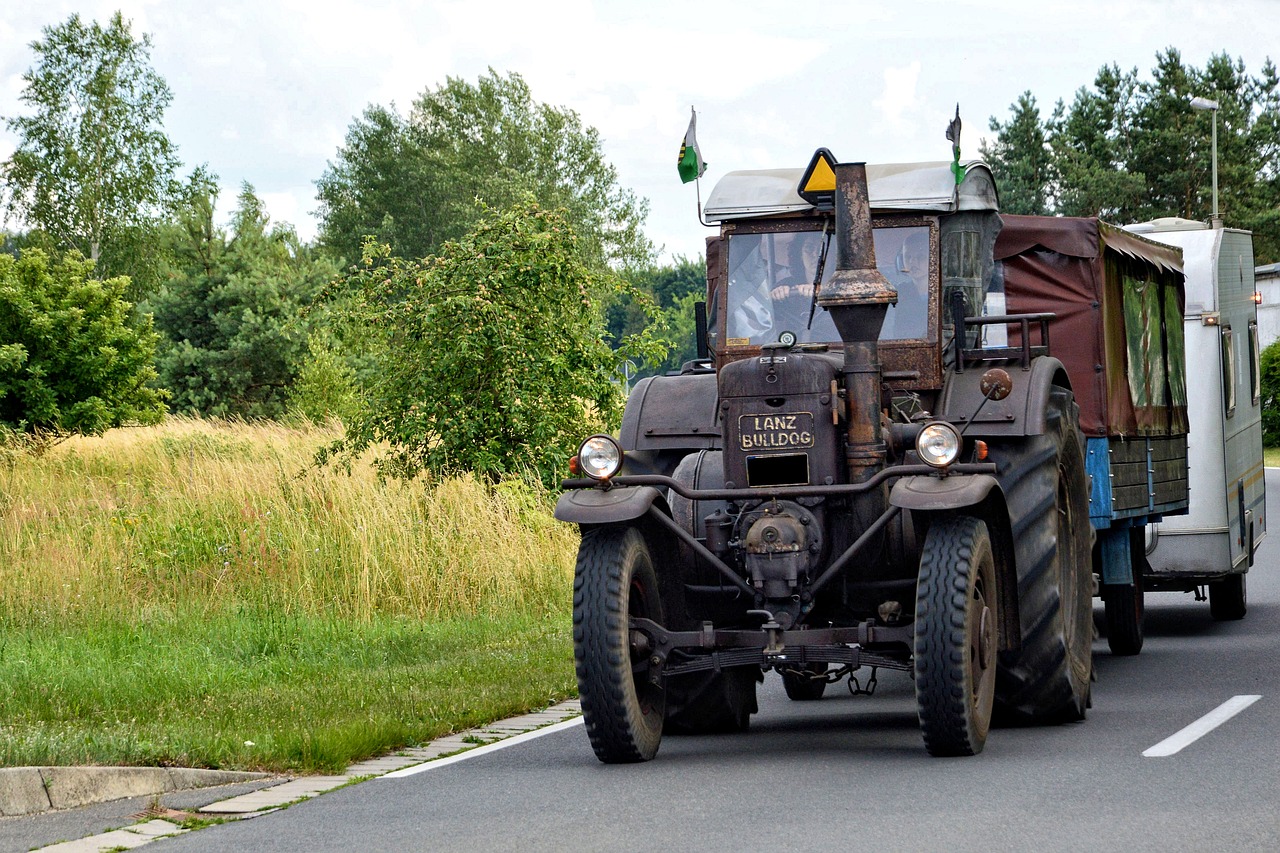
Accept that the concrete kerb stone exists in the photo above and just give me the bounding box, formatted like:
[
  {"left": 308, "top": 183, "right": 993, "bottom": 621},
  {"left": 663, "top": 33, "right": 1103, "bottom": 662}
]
[
  {"left": 2, "top": 699, "right": 584, "bottom": 821},
  {"left": 0, "top": 767, "right": 269, "bottom": 817}
]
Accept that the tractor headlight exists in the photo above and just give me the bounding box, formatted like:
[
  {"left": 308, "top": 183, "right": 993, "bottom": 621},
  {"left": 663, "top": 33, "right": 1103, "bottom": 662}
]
[
  {"left": 916, "top": 422, "right": 962, "bottom": 469},
  {"left": 577, "top": 435, "right": 624, "bottom": 481}
]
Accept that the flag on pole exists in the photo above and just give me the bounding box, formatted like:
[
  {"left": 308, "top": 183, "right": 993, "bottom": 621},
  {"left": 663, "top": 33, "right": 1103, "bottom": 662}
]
[
  {"left": 678, "top": 107, "right": 706, "bottom": 184},
  {"left": 945, "top": 104, "right": 963, "bottom": 185}
]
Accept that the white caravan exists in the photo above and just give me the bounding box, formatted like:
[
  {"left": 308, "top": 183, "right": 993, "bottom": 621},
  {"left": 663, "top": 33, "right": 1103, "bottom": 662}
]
[{"left": 1125, "top": 217, "right": 1266, "bottom": 619}]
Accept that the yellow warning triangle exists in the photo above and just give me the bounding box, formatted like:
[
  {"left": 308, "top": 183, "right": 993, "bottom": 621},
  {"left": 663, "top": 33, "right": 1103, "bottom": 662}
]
[{"left": 797, "top": 148, "right": 838, "bottom": 207}]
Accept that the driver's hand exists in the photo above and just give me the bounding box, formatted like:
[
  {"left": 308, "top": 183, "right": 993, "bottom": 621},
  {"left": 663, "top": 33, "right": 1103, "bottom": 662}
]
[{"left": 771, "top": 283, "right": 814, "bottom": 299}]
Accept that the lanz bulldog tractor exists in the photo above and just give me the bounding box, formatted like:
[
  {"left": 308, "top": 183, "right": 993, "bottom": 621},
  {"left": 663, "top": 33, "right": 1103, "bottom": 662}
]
[{"left": 556, "top": 149, "right": 1095, "bottom": 761}]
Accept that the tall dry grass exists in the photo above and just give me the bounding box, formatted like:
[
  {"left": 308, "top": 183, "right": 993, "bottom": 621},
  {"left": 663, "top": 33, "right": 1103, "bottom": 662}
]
[{"left": 0, "top": 417, "right": 578, "bottom": 623}]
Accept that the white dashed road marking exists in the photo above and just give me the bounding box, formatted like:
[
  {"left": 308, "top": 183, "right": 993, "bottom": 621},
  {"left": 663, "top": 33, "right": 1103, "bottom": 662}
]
[{"left": 1143, "top": 695, "right": 1261, "bottom": 757}]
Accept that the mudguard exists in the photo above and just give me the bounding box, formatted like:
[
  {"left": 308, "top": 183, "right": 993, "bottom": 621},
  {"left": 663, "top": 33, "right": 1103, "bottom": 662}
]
[
  {"left": 937, "top": 356, "right": 1072, "bottom": 438},
  {"left": 889, "top": 473, "right": 1002, "bottom": 511},
  {"left": 554, "top": 486, "right": 667, "bottom": 525}
]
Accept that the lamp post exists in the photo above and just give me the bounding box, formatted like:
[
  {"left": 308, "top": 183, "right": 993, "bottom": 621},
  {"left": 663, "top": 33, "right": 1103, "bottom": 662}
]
[{"left": 1189, "top": 95, "right": 1221, "bottom": 228}]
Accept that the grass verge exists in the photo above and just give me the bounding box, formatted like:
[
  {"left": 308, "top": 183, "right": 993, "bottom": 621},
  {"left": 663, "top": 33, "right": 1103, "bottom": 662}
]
[
  {"left": 0, "top": 417, "right": 578, "bottom": 772},
  {"left": 0, "top": 608, "right": 572, "bottom": 773}
]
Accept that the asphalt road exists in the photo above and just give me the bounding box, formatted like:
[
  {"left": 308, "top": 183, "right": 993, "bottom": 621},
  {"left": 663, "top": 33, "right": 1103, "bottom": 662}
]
[
  {"left": 11, "top": 475, "right": 1278, "bottom": 853},
  {"left": 147, "top": 475, "right": 1280, "bottom": 852}
]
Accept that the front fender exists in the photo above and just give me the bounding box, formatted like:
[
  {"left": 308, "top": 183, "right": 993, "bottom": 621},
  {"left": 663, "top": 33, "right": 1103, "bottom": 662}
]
[
  {"left": 554, "top": 486, "right": 667, "bottom": 525},
  {"left": 889, "top": 473, "right": 1002, "bottom": 512}
]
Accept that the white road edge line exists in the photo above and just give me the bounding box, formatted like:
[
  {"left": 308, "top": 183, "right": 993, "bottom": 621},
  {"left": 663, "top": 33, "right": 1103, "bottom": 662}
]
[
  {"left": 1142, "top": 694, "right": 1261, "bottom": 757},
  {"left": 379, "top": 716, "right": 585, "bottom": 778}
]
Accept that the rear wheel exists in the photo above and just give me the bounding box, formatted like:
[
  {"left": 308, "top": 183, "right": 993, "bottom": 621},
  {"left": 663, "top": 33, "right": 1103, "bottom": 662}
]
[
  {"left": 574, "top": 526, "right": 665, "bottom": 763},
  {"left": 1209, "top": 572, "right": 1247, "bottom": 621},
  {"left": 1103, "top": 571, "right": 1144, "bottom": 656},
  {"left": 664, "top": 668, "right": 759, "bottom": 734},
  {"left": 781, "top": 663, "right": 829, "bottom": 701},
  {"left": 915, "top": 515, "right": 998, "bottom": 757},
  {"left": 992, "top": 387, "right": 1093, "bottom": 722}
]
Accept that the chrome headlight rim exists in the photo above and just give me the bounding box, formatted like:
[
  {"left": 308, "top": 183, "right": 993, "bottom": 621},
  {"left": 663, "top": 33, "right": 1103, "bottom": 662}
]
[
  {"left": 916, "top": 421, "right": 962, "bottom": 469},
  {"left": 577, "top": 434, "right": 624, "bottom": 481}
]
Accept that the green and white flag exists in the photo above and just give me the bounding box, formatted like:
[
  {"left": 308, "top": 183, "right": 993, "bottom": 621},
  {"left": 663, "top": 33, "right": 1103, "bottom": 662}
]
[{"left": 678, "top": 107, "right": 706, "bottom": 184}]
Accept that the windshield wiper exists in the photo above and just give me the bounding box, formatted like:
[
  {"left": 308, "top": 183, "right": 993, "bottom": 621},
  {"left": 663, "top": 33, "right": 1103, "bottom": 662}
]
[{"left": 806, "top": 218, "right": 832, "bottom": 330}]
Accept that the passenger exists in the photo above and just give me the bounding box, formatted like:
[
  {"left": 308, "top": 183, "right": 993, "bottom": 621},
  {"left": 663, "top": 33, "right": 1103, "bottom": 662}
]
[{"left": 881, "top": 232, "right": 929, "bottom": 339}]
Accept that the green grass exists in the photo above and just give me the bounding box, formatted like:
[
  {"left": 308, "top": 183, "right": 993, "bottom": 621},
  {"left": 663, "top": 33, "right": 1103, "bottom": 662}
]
[
  {"left": 1264, "top": 446, "right": 1280, "bottom": 468},
  {"left": 0, "top": 609, "right": 572, "bottom": 773},
  {"left": 0, "top": 418, "right": 579, "bottom": 772}
]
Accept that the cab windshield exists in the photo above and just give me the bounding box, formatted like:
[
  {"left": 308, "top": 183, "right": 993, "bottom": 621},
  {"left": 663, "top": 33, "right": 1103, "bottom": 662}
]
[{"left": 725, "top": 225, "right": 930, "bottom": 346}]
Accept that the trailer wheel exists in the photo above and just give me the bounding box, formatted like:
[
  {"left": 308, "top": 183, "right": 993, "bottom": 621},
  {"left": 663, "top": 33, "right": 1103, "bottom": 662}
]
[
  {"left": 992, "top": 387, "right": 1094, "bottom": 722},
  {"left": 1209, "top": 573, "right": 1247, "bottom": 621},
  {"left": 574, "top": 526, "right": 665, "bottom": 763},
  {"left": 1102, "top": 563, "right": 1144, "bottom": 655},
  {"left": 781, "top": 663, "right": 829, "bottom": 701},
  {"left": 664, "top": 668, "right": 760, "bottom": 734},
  {"left": 915, "top": 515, "right": 997, "bottom": 757}
]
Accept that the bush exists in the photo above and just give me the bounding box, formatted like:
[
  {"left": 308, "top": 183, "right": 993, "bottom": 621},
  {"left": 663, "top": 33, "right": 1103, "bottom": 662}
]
[{"left": 0, "top": 249, "right": 165, "bottom": 440}]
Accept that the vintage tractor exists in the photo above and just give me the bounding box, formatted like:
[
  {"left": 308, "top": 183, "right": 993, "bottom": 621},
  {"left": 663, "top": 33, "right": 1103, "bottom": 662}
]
[{"left": 556, "top": 149, "right": 1094, "bottom": 761}]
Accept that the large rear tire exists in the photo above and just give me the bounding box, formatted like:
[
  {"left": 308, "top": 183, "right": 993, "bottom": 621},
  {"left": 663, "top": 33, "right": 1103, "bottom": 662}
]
[
  {"left": 915, "top": 515, "right": 998, "bottom": 757},
  {"left": 1209, "top": 572, "right": 1247, "bottom": 621},
  {"left": 664, "top": 668, "right": 759, "bottom": 734},
  {"left": 992, "top": 387, "right": 1094, "bottom": 722},
  {"left": 574, "top": 527, "right": 665, "bottom": 763}
]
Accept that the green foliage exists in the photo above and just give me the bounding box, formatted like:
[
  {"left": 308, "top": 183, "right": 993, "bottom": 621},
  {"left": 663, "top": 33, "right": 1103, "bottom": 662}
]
[
  {"left": 316, "top": 69, "right": 653, "bottom": 269},
  {"left": 147, "top": 184, "right": 339, "bottom": 419},
  {"left": 607, "top": 255, "right": 707, "bottom": 378},
  {"left": 985, "top": 50, "right": 1280, "bottom": 262},
  {"left": 0, "top": 249, "right": 165, "bottom": 437},
  {"left": 0, "top": 12, "right": 180, "bottom": 266},
  {"left": 1259, "top": 338, "right": 1280, "bottom": 446},
  {"left": 325, "top": 198, "right": 665, "bottom": 484},
  {"left": 980, "top": 92, "right": 1054, "bottom": 215}
]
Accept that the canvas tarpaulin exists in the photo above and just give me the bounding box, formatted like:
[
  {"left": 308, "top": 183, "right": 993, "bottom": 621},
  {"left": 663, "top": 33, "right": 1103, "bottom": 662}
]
[{"left": 995, "top": 215, "right": 1187, "bottom": 437}]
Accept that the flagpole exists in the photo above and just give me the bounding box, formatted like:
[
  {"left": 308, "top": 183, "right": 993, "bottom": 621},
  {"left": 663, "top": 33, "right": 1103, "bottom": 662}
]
[{"left": 695, "top": 177, "right": 709, "bottom": 228}]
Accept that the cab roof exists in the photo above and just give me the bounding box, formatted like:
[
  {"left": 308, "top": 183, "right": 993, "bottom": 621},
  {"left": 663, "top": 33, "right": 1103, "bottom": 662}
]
[{"left": 703, "top": 160, "right": 999, "bottom": 222}]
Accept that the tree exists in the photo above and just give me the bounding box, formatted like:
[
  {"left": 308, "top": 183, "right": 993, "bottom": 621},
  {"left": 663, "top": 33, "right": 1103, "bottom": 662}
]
[
  {"left": 985, "top": 50, "right": 1280, "bottom": 262},
  {"left": 1048, "top": 64, "right": 1148, "bottom": 219},
  {"left": 0, "top": 249, "right": 165, "bottom": 439},
  {"left": 148, "top": 184, "right": 339, "bottom": 419},
  {"left": 981, "top": 92, "right": 1054, "bottom": 215},
  {"left": 0, "top": 12, "right": 179, "bottom": 268},
  {"left": 607, "top": 255, "right": 707, "bottom": 378},
  {"left": 316, "top": 70, "right": 652, "bottom": 269},
  {"left": 322, "top": 198, "right": 665, "bottom": 486}
]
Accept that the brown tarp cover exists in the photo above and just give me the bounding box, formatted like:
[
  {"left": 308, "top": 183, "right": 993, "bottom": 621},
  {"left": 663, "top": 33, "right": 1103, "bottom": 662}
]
[{"left": 995, "top": 215, "right": 1187, "bottom": 437}]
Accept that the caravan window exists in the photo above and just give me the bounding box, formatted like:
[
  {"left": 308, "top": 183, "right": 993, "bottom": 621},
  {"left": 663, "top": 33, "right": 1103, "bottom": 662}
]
[
  {"left": 1249, "top": 320, "right": 1261, "bottom": 407},
  {"left": 1221, "top": 326, "right": 1237, "bottom": 418}
]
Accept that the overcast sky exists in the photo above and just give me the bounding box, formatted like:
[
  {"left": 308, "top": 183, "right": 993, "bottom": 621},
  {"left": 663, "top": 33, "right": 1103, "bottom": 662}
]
[{"left": 2, "top": 1, "right": 1276, "bottom": 264}]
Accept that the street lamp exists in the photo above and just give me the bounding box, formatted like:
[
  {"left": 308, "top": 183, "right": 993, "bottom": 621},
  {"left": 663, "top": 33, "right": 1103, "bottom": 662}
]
[{"left": 1189, "top": 95, "right": 1221, "bottom": 227}]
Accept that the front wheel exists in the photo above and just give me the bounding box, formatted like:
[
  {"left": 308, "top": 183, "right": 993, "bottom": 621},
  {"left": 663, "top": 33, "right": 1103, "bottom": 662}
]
[
  {"left": 574, "top": 526, "right": 666, "bottom": 763},
  {"left": 914, "top": 515, "right": 998, "bottom": 757}
]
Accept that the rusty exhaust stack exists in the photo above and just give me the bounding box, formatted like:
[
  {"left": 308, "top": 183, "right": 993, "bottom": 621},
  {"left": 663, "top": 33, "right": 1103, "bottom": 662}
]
[{"left": 816, "top": 162, "right": 896, "bottom": 484}]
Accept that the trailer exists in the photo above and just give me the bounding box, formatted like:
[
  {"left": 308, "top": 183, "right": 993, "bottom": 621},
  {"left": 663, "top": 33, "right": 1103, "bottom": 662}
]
[
  {"left": 994, "top": 215, "right": 1191, "bottom": 655},
  {"left": 1124, "top": 218, "right": 1267, "bottom": 622}
]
